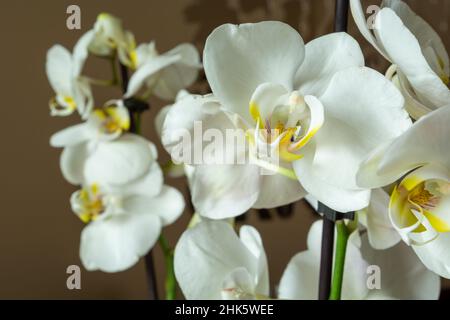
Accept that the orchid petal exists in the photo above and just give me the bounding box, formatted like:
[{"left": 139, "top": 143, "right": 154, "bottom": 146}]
[
  {"left": 60, "top": 143, "right": 89, "bottom": 185},
  {"left": 80, "top": 212, "right": 161, "bottom": 273},
  {"left": 174, "top": 221, "right": 261, "bottom": 299},
  {"left": 204, "top": 21, "right": 304, "bottom": 122},
  {"left": 153, "top": 43, "right": 201, "bottom": 100},
  {"left": 358, "top": 105, "right": 450, "bottom": 189},
  {"left": 374, "top": 8, "right": 450, "bottom": 108},
  {"left": 125, "top": 54, "right": 181, "bottom": 98},
  {"left": 84, "top": 134, "right": 155, "bottom": 185},
  {"left": 296, "top": 32, "right": 365, "bottom": 96},
  {"left": 191, "top": 163, "right": 261, "bottom": 219}
]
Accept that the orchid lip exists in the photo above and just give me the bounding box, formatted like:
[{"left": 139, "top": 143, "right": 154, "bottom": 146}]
[
  {"left": 71, "top": 184, "right": 106, "bottom": 223},
  {"left": 248, "top": 90, "right": 322, "bottom": 163},
  {"left": 91, "top": 103, "right": 131, "bottom": 137},
  {"left": 390, "top": 171, "right": 450, "bottom": 246}
]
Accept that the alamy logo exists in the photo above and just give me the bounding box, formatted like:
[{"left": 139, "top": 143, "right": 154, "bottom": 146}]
[
  {"left": 366, "top": 265, "right": 381, "bottom": 290},
  {"left": 66, "top": 265, "right": 81, "bottom": 290},
  {"left": 66, "top": 5, "right": 81, "bottom": 30},
  {"left": 366, "top": 5, "right": 380, "bottom": 30}
]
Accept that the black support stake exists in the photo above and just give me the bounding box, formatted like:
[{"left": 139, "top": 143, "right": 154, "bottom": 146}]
[{"left": 317, "top": 0, "right": 354, "bottom": 300}]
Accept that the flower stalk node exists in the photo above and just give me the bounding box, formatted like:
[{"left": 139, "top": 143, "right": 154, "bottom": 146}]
[
  {"left": 318, "top": 202, "right": 355, "bottom": 222},
  {"left": 123, "top": 97, "right": 150, "bottom": 113}
]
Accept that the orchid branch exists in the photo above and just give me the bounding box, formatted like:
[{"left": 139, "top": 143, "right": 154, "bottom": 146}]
[
  {"left": 118, "top": 61, "right": 158, "bottom": 300},
  {"left": 159, "top": 235, "right": 177, "bottom": 300},
  {"left": 86, "top": 77, "right": 116, "bottom": 87},
  {"left": 85, "top": 55, "right": 120, "bottom": 87},
  {"left": 329, "top": 221, "right": 349, "bottom": 300}
]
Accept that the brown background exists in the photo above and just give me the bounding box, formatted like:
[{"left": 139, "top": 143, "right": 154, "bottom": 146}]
[{"left": 0, "top": 0, "right": 448, "bottom": 299}]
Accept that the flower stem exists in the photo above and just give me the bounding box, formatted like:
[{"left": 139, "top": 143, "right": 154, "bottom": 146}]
[
  {"left": 86, "top": 77, "right": 116, "bottom": 87},
  {"left": 110, "top": 54, "right": 119, "bottom": 86},
  {"left": 329, "top": 221, "right": 349, "bottom": 300},
  {"left": 159, "top": 234, "right": 177, "bottom": 300},
  {"left": 118, "top": 60, "right": 156, "bottom": 299},
  {"left": 134, "top": 112, "right": 141, "bottom": 134}
]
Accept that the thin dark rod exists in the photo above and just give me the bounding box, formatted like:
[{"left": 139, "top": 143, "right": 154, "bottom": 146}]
[
  {"left": 119, "top": 61, "right": 159, "bottom": 300},
  {"left": 334, "top": 0, "right": 349, "bottom": 32},
  {"left": 144, "top": 250, "right": 159, "bottom": 300},
  {"left": 317, "top": 0, "right": 349, "bottom": 300},
  {"left": 318, "top": 217, "right": 335, "bottom": 300},
  {"left": 119, "top": 63, "right": 129, "bottom": 93}
]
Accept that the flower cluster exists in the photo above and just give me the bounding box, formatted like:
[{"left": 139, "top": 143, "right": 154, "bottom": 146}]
[
  {"left": 167, "top": 0, "right": 448, "bottom": 299},
  {"left": 46, "top": 13, "right": 200, "bottom": 272},
  {"left": 47, "top": 0, "right": 449, "bottom": 300}
]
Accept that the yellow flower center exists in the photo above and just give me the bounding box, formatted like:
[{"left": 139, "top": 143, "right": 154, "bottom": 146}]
[
  {"left": 391, "top": 177, "right": 450, "bottom": 234},
  {"left": 408, "top": 185, "right": 439, "bottom": 211},
  {"left": 248, "top": 93, "right": 319, "bottom": 162},
  {"left": 63, "top": 96, "right": 77, "bottom": 110},
  {"left": 93, "top": 106, "right": 130, "bottom": 135},
  {"left": 49, "top": 95, "right": 77, "bottom": 114},
  {"left": 76, "top": 184, "right": 105, "bottom": 223}
]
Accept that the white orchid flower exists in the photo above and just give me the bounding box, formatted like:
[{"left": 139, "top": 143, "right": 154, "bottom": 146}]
[
  {"left": 88, "top": 13, "right": 201, "bottom": 97},
  {"left": 358, "top": 105, "right": 450, "bottom": 278},
  {"left": 174, "top": 220, "right": 269, "bottom": 299},
  {"left": 162, "top": 21, "right": 412, "bottom": 218},
  {"left": 46, "top": 31, "right": 94, "bottom": 119},
  {"left": 350, "top": 0, "right": 450, "bottom": 119},
  {"left": 50, "top": 101, "right": 158, "bottom": 187},
  {"left": 73, "top": 178, "right": 184, "bottom": 272},
  {"left": 88, "top": 13, "right": 137, "bottom": 68},
  {"left": 124, "top": 42, "right": 201, "bottom": 100},
  {"left": 278, "top": 221, "right": 440, "bottom": 300}
]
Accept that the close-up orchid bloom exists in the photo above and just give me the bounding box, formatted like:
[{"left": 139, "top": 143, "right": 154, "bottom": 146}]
[
  {"left": 162, "top": 21, "right": 412, "bottom": 218},
  {"left": 88, "top": 13, "right": 137, "bottom": 68},
  {"left": 46, "top": 31, "right": 94, "bottom": 118},
  {"left": 85, "top": 12, "right": 202, "bottom": 102},
  {"left": 73, "top": 179, "right": 184, "bottom": 272},
  {"left": 125, "top": 42, "right": 202, "bottom": 100},
  {"left": 174, "top": 220, "right": 269, "bottom": 300},
  {"left": 350, "top": 0, "right": 450, "bottom": 119},
  {"left": 49, "top": 102, "right": 156, "bottom": 187},
  {"left": 358, "top": 105, "right": 450, "bottom": 278}
]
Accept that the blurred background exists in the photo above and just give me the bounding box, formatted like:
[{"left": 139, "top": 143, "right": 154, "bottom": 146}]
[{"left": 0, "top": 0, "right": 448, "bottom": 299}]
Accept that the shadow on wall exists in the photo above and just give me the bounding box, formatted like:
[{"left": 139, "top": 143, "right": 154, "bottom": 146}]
[
  {"left": 182, "top": 0, "right": 389, "bottom": 84},
  {"left": 183, "top": 0, "right": 449, "bottom": 74},
  {"left": 184, "top": 0, "right": 334, "bottom": 46}
]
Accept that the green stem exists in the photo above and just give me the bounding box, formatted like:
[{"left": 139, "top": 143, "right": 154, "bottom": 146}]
[
  {"left": 159, "top": 234, "right": 176, "bottom": 300},
  {"left": 86, "top": 77, "right": 116, "bottom": 87},
  {"left": 134, "top": 112, "right": 141, "bottom": 134},
  {"left": 110, "top": 53, "right": 119, "bottom": 86},
  {"left": 87, "top": 55, "right": 119, "bottom": 87},
  {"left": 329, "top": 221, "right": 349, "bottom": 300}
]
